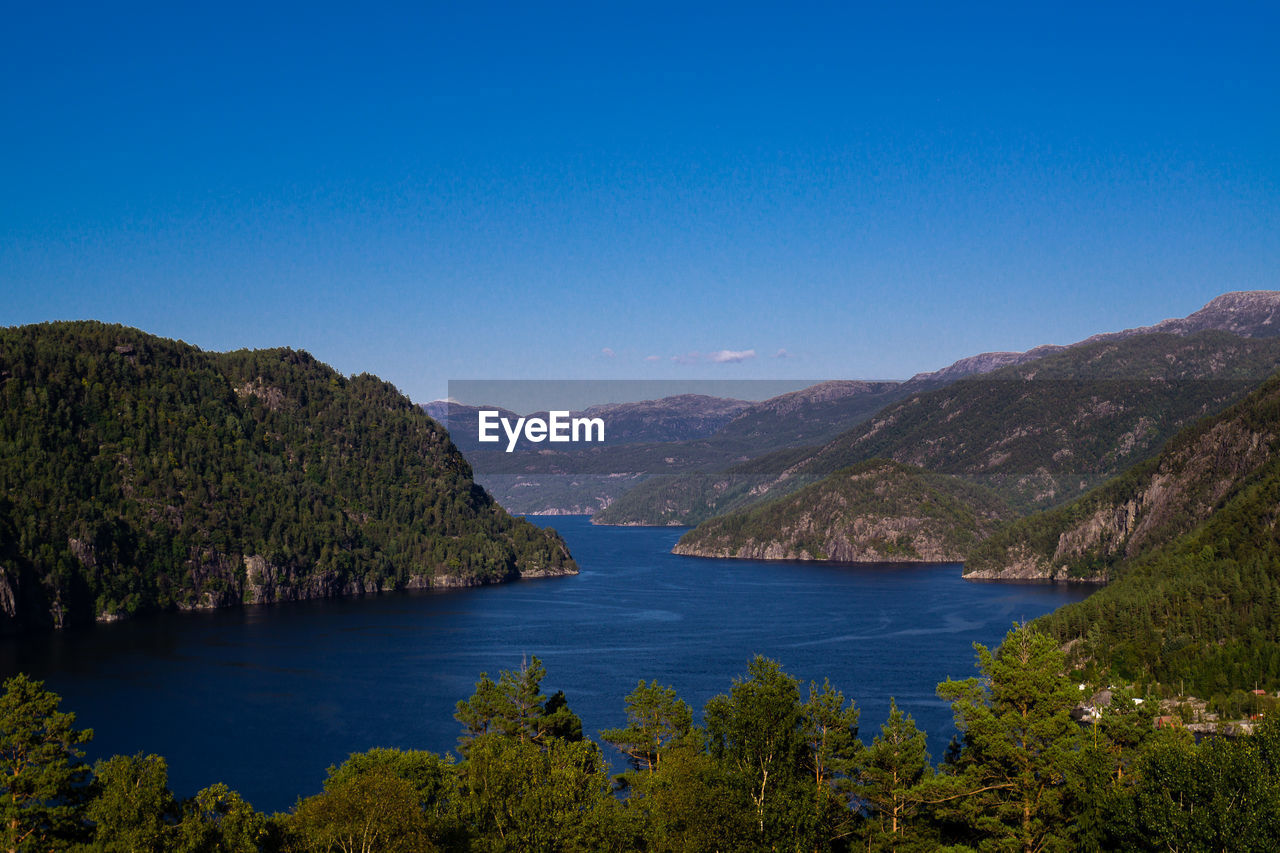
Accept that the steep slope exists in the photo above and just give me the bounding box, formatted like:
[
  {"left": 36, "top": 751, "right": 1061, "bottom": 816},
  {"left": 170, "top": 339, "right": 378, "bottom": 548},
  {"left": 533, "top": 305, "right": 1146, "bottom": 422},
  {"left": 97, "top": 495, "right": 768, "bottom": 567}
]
[
  {"left": 0, "top": 322, "right": 575, "bottom": 631},
  {"left": 1023, "top": 373, "right": 1280, "bottom": 694},
  {"left": 966, "top": 377, "right": 1280, "bottom": 582},
  {"left": 601, "top": 329, "right": 1280, "bottom": 525},
  {"left": 672, "top": 460, "right": 1013, "bottom": 562},
  {"left": 792, "top": 331, "right": 1280, "bottom": 511}
]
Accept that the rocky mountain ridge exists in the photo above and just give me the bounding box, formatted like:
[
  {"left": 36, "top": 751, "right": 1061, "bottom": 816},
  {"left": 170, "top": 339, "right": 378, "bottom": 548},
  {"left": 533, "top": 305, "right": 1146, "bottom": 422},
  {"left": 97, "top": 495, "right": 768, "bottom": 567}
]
[{"left": 966, "top": 373, "right": 1280, "bottom": 581}]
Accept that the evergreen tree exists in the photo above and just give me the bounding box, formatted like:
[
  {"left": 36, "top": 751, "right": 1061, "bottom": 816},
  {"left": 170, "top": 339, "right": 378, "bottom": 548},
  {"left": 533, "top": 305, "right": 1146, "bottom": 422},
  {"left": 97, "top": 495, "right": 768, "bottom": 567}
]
[
  {"left": 935, "top": 624, "right": 1081, "bottom": 853},
  {"left": 858, "top": 699, "right": 931, "bottom": 852},
  {"left": 454, "top": 657, "right": 582, "bottom": 753},
  {"left": 704, "top": 656, "right": 810, "bottom": 847},
  {"left": 601, "top": 680, "right": 693, "bottom": 775},
  {"left": 0, "top": 674, "right": 93, "bottom": 852},
  {"left": 800, "top": 679, "right": 862, "bottom": 849}
]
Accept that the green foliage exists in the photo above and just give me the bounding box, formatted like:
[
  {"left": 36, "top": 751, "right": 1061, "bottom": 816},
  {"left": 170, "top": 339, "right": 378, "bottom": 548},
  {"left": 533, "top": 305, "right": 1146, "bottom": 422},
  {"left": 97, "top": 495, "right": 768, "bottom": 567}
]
[
  {"left": 1029, "top": 375, "right": 1280, "bottom": 694},
  {"left": 85, "top": 753, "right": 176, "bottom": 852},
  {"left": 0, "top": 322, "right": 574, "bottom": 630},
  {"left": 10, "top": 628, "right": 1280, "bottom": 851},
  {"left": 1104, "top": 722, "right": 1280, "bottom": 852},
  {"left": 457, "top": 735, "right": 620, "bottom": 852},
  {"left": 675, "top": 459, "right": 1013, "bottom": 562},
  {"left": 0, "top": 673, "right": 93, "bottom": 851},
  {"left": 454, "top": 657, "right": 583, "bottom": 752},
  {"left": 858, "top": 699, "right": 933, "bottom": 851},
  {"left": 600, "top": 680, "right": 694, "bottom": 775},
  {"left": 320, "top": 749, "right": 463, "bottom": 849},
  {"left": 174, "top": 782, "right": 267, "bottom": 853},
  {"left": 703, "top": 656, "right": 862, "bottom": 850},
  {"left": 934, "top": 624, "right": 1083, "bottom": 852},
  {"left": 621, "top": 746, "right": 756, "bottom": 852},
  {"left": 285, "top": 766, "right": 436, "bottom": 852}
]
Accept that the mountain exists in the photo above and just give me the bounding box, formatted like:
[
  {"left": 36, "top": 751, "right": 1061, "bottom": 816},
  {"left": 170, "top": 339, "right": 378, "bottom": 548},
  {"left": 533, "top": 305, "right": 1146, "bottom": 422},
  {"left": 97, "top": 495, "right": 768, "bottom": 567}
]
[
  {"left": 900, "top": 291, "right": 1280, "bottom": 387},
  {"left": 672, "top": 460, "right": 1013, "bottom": 562},
  {"left": 777, "top": 331, "right": 1280, "bottom": 511},
  {"left": 599, "top": 292, "right": 1280, "bottom": 528},
  {"left": 1014, "top": 373, "right": 1280, "bottom": 694},
  {"left": 576, "top": 395, "right": 755, "bottom": 443},
  {"left": 965, "top": 372, "right": 1280, "bottom": 582},
  {"left": 0, "top": 322, "right": 576, "bottom": 632},
  {"left": 1098, "top": 290, "right": 1280, "bottom": 341},
  {"left": 601, "top": 328, "right": 1280, "bottom": 527},
  {"left": 443, "top": 381, "right": 907, "bottom": 515}
]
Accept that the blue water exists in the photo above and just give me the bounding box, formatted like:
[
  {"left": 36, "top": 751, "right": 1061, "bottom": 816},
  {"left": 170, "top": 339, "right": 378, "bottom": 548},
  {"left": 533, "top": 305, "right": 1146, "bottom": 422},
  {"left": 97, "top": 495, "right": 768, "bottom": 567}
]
[{"left": 0, "top": 517, "right": 1093, "bottom": 813}]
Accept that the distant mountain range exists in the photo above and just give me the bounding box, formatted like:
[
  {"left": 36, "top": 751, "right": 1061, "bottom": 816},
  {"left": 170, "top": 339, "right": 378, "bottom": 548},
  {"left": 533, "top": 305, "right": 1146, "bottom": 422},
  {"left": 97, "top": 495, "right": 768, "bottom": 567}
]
[
  {"left": 429, "top": 381, "right": 908, "bottom": 514},
  {"left": 424, "top": 292, "right": 1280, "bottom": 520},
  {"left": 902, "top": 289, "right": 1280, "bottom": 386},
  {"left": 580, "top": 290, "right": 1280, "bottom": 694},
  {"left": 598, "top": 293, "right": 1280, "bottom": 527}
]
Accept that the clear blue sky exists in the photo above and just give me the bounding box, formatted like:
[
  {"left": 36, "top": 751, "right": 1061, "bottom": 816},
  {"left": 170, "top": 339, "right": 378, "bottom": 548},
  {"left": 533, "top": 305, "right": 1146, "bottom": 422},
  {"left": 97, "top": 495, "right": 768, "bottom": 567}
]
[{"left": 3, "top": 1, "right": 1277, "bottom": 402}]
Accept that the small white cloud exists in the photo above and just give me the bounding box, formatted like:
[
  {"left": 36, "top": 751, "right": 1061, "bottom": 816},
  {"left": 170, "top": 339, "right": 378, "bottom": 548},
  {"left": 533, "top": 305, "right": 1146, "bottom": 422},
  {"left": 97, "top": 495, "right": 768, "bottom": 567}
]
[
  {"left": 644, "top": 355, "right": 661, "bottom": 362},
  {"left": 709, "top": 349, "right": 756, "bottom": 364},
  {"left": 773, "top": 348, "right": 791, "bottom": 359},
  {"left": 601, "top": 347, "right": 615, "bottom": 358}
]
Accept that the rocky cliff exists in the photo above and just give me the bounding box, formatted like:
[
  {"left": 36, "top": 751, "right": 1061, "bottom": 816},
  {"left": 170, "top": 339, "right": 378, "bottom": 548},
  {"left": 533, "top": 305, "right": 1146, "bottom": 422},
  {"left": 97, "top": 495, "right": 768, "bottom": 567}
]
[{"left": 966, "top": 372, "right": 1280, "bottom": 581}]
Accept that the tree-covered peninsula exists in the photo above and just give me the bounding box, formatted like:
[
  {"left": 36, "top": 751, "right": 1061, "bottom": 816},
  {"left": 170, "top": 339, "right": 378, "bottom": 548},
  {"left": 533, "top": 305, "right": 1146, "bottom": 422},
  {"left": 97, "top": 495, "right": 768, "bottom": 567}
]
[
  {"left": 673, "top": 460, "right": 1013, "bottom": 562},
  {"left": 0, "top": 322, "right": 575, "bottom": 631}
]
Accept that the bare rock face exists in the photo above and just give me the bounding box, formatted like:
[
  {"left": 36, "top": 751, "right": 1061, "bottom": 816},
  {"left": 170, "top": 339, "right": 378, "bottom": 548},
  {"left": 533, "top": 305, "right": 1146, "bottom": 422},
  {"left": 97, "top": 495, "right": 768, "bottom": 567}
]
[
  {"left": 965, "top": 379, "right": 1280, "bottom": 582},
  {"left": 911, "top": 291, "right": 1280, "bottom": 387},
  {"left": 0, "top": 569, "right": 18, "bottom": 620},
  {"left": 1142, "top": 291, "right": 1280, "bottom": 339},
  {"left": 240, "top": 555, "right": 392, "bottom": 604}
]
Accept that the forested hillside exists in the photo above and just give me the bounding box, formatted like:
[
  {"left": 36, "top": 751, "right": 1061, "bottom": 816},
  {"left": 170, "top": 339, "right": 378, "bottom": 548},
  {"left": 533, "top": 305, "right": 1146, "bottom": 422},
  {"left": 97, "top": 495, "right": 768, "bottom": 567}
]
[
  {"left": 0, "top": 322, "right": 575, "bottom": 631},
  {"left": 673, "top": 460, "right": 1013, "bottom": 562},
  {"left": 1014, "top": 373, "right": 1280, "bottom": 695},
  {"left": 966, "top": 373, "right": 1280, "bottom": 583}
]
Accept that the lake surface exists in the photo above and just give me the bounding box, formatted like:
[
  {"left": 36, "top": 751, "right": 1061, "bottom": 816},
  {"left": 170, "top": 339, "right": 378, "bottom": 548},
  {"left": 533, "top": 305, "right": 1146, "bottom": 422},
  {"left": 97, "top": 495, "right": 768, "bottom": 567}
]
[{"left": 0, "top": 517, "right": 1093, "bottom": 813}]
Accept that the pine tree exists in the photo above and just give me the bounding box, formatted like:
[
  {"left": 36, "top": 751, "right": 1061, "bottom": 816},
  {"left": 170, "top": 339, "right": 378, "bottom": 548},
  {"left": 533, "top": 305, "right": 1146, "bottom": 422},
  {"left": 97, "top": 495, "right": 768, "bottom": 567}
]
[{"left": 0, "top": 674, "right": 94, "bottom": 852}]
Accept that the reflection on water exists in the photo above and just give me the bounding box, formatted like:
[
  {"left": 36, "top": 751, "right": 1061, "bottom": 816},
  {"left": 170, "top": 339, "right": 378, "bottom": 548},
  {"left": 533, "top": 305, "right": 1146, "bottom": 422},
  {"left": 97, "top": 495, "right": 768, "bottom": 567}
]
[{"left": 0, "top": 516, "right": 1093, "bottom": 812}]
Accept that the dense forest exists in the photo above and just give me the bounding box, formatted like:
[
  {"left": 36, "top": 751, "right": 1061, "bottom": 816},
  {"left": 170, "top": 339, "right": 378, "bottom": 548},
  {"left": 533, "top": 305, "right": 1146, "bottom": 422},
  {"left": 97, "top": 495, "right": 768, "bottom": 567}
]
[
  {"left": 5, "top": 624, "right": 1278, "bottom": 852},
  {"left": 0, "top": 322, "right": 575, "bottom": 632}
]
